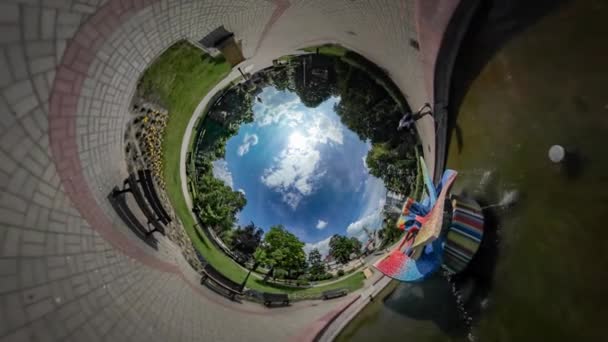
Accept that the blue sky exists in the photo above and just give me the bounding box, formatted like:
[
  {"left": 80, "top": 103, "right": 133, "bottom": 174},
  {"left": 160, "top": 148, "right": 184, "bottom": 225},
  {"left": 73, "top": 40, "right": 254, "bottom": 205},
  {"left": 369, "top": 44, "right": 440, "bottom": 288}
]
[{"left": 212, "top": 87, "right": 387, "bottom": 256}]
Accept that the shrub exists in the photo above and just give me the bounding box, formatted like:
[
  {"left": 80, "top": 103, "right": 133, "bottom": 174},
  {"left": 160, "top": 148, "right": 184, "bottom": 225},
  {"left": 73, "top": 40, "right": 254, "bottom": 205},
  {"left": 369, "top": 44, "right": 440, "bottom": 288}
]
[{"left": 337, "top": 269, "right": 345, "bottom": 277}]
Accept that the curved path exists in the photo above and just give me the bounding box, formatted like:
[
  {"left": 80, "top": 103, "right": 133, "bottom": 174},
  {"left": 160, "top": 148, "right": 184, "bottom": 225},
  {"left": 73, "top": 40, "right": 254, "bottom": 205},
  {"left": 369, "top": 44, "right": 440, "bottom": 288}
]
[{"left": 0, "top": 0, "right": 460, "bottom": 340}]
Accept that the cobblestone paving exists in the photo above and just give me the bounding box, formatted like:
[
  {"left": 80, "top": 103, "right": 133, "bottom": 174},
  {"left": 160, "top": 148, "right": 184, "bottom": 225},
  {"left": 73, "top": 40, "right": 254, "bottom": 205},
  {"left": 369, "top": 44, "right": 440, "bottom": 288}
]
[{"left": 0, "top": 0, "right": 458, "bottom": 340}]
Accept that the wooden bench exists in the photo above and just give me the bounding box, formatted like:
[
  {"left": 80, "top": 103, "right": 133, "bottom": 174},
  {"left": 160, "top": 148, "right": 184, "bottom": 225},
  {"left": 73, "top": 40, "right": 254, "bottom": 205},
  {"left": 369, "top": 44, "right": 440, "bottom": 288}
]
[
  {"left": 262, "top": 292, "right": 290, "bottom": 307},
  {"left": 107, "top": 187, "right": 158, "bottom": 248},
  {"left": 111, "top": 170, "right": 170, "bottom": 235},
  {"left": 117, "top": 174, "right": 165, "bottom": 236},
  {"left": 322, "top": 289, "right": 348, "bottom": 300},
  {"left": 200, "top": 264, "right": 243, "bottom": 300},
  {"left": 137, "top": 170, "right": 171, "bottom": 225}
]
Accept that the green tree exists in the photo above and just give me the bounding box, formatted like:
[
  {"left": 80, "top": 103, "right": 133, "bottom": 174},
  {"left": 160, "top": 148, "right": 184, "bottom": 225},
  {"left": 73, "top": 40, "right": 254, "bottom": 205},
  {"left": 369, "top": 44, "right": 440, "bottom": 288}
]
[
  {"left": 366, "top": 142, "right": 417, "bottom": 195},
  {"left": 268, "top": 65, "right": 295, "bottom": 92},
  {"left": 307, "top": 248, "right": 326, "bottom": 280},
  {"left": 378, "top": 217, "right": 404, "bottom": 248},
  {"left": 194, "top": 173, "right": 246, "bottom": 235},
  {"left": 349, "top": 237, "right": 363, "bottom": 256},
  {"left": 329, "top": 234, "right": 354, "bottom": 264},
  {"left": 207, "top": 86, "right": 254, "bottom": 134},
  {"left": 230, "top": 222, "right": 263, "bottom": 259},
  {"left": 261, "top": 225, "right": 307, "bottom": 279}
]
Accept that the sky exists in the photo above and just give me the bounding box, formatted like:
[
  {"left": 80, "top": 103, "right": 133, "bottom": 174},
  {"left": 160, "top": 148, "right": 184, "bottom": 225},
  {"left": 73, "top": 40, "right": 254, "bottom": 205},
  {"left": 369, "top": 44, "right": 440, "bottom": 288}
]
[{"left": 212, "top": 86, "right": 387, "bottom": 256}]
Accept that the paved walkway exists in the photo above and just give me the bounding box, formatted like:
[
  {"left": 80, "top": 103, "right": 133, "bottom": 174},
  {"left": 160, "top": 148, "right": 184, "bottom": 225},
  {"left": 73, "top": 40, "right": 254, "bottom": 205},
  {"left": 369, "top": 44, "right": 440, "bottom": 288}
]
[{"left": 0, "top": 0, "right": 459, "bottom": 341}]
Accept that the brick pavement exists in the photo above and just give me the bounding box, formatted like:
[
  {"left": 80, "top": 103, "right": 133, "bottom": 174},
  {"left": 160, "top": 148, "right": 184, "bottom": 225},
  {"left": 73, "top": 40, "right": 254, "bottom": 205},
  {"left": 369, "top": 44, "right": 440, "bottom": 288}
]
[{"left": 0, "top": 0, "right": 459, "bottom": 340}]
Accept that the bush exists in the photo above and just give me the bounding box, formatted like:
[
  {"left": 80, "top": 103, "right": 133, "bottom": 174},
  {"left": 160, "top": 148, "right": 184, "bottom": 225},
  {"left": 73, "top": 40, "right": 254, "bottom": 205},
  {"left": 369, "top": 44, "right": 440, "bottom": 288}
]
[
  {"left": 337, "top": 269, "right": 345, "bottom": 277},
  {"left": 296, "top": 279, "right": 310, "bottom": 286}
]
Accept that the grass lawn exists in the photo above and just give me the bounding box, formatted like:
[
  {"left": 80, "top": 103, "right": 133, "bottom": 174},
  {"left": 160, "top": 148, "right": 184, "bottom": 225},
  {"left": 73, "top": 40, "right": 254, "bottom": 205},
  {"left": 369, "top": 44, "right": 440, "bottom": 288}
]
[
  {"left": 139, "top": 40, "right": 365, "bottom": 296},
  {"left": 290, "top": 272, "right": 366, "bottom": 300}
]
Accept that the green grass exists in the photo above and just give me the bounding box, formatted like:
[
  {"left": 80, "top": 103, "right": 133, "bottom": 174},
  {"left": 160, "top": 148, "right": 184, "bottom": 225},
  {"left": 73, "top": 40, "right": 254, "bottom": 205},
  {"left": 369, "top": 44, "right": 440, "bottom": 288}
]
[
  {"left": 302, "top": 44, "right": 348, "bottom": 57},
  {"left": 139, "top": 40, "right": 366, "bottom": 296},
  {"left": 291, "top": 272, "right": 366, "bottom": 300}
]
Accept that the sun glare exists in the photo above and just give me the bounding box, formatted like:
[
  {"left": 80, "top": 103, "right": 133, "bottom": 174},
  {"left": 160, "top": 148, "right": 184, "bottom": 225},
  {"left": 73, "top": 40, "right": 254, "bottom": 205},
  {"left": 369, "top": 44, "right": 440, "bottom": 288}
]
[{"left": 288, "top": 131, "right": 307, "bottom": 150}]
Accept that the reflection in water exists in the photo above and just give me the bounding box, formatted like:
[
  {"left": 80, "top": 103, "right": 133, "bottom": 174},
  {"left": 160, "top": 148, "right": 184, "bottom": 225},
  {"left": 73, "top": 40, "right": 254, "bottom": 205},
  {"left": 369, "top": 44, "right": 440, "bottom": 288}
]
[{"left": 384, "top": 275, "right": 467, "bottom": 338}]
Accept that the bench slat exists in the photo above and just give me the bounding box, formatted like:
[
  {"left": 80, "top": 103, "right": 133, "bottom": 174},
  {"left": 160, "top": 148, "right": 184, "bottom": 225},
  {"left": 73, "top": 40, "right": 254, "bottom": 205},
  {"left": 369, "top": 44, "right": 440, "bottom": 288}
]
[
  {"left": 109, "top": 188, "right": 148, "bottom": 234},
  {"left": 126, "top": 174, "right": 165, "bottom": 235},
  {"left": 201, "top": 264, "right": 243, "bottom": 298},
  {"left": 138, "top": 170, "right": 171, "bottom": 224}
]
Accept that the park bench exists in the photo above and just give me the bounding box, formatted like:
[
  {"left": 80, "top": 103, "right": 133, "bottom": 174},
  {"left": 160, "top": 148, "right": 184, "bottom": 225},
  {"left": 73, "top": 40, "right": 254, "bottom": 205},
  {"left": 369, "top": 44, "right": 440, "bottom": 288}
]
[
  {"left": 137, "top": 170, "right": 171, "bottom": 224},
  {"left": 109, "top": 170, "right": 171, "bottom": 236},
  {"left": 262, "top": 292, "right": 290, "bottom": 307},
  {"left": 200, "top": 264, "right": 243, "bottom": 300},
  {"left": 108, "top": 187, "right": 152, "bottom": 237},
  {"left": 322, "top": 288, "right": 348, "bottom": 300}
]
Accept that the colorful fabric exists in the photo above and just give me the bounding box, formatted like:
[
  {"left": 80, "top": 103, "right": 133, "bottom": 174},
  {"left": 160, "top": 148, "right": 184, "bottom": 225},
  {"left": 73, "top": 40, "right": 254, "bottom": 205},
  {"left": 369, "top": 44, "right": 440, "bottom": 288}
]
[
  {"left": 374, "top": 160, "right": 458, "bottom": 282},
  {"left": 442, "top": 195, "right": 484, "bottom": 274}
]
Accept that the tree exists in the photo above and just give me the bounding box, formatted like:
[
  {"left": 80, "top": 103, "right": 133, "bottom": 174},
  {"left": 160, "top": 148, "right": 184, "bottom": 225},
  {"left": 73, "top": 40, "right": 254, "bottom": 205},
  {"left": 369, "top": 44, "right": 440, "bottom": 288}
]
[
  {"left": 293, "top": 55, "right": 337, "bottom": 108},
  {"left": 261, "top": 225, "right": 307, "bottom": 279},
  {"left": 268, "top": 65, "right": 295, "bottom": 92},
  {"left": 330, "top": 234, "right": 364, "bottom": 264},
  {"left": 349, "top": 237, "right": 363, "bottom": 256},
  {"left": 307, "top": 248, "right": 326, "bottom": 280},
  {"left": 366, "top": 142, "right": 417, "bottom": 195},
  {"left": 329, "top": 235, "right": 353, "bottom": 264},
  {"left": 231, "top": 222, "right": 263, "bottom": 259},
  {"left": 194, "top": 173, "right": 246, "bottom": 235},
  {"left": 207, "top": 86, "right": 254, "bottom": 133},
  {"left": 378, "top": 217, "right": 404, "bottom": 249}
]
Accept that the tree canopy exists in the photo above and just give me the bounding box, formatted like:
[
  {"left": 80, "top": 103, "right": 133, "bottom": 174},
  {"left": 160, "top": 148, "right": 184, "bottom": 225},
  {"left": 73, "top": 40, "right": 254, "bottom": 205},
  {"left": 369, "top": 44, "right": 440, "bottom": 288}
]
[
  {"left": 329, "top": 234, "right": 362, "bottom": 264},
  {"left": 261, "top": 225, "right": 307, "bottom": 274},
  {"left": 307, "top": 248, "right": 327, "bottom": 280},
  {"left": 230, "top": 222, "right": 263, "bottom": 259}
]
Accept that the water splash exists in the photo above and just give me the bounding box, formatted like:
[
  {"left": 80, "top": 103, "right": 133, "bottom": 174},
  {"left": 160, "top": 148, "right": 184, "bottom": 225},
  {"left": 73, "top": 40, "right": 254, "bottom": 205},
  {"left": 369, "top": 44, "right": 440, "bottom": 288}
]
[{"left": 482, "top": 190, "right": 519, "bottom": 209}]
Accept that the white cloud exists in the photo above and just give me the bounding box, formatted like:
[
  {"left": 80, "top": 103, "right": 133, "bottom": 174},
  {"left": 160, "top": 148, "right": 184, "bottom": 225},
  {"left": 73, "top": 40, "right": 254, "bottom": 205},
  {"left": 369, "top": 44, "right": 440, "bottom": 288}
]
[
  {"left": 261, "top": 115, "right": 344, "bottom": 209},
  {"left": 253, "top": 89, "right": 303, "bottom": 127},
  {"left": 211, "top": 159, "right": 233, "bottom": 188},
  {"left": 238, "top": 188, "right": 246, "bottom": 195},
  {"left": 237, "top": 133, "right": 259, "bottom": 156},
  {"left": 362, "top": 155, "right": 369, "bottom": 171},
  {"left": 316, "top": 220, "right": 328, "bottom": 230},
  {"left": 304, "top": 235, "right": 333, "bottom": 257},
  {"left": 346, "top": 211, "right": 383, "bottom": 242}
]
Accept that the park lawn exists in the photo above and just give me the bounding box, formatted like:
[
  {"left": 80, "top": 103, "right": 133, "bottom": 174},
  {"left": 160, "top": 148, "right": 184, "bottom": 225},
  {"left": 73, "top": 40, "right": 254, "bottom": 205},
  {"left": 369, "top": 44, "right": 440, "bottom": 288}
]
[
  {"left": 141, "top": 41, "right": 366, "bottom": 296},
  {"left": 137, "top": 42, "right": 253, "bottom": 283},
  {"left": 290, "top": 272, "right": 366, "bottom": 300}
]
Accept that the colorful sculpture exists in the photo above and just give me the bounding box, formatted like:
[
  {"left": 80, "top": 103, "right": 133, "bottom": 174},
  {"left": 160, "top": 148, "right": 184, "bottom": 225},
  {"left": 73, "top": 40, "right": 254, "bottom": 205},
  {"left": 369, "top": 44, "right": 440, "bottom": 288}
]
[{"left": 374, "top": 157, "right": 463, "bottom": 282}]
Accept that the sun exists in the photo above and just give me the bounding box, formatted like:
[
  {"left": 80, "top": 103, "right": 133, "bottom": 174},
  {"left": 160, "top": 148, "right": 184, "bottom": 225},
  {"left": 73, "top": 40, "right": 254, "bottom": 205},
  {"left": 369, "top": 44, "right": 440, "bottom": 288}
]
[{"left": 288, "top": 131, "right": 308, "bottom": 150}]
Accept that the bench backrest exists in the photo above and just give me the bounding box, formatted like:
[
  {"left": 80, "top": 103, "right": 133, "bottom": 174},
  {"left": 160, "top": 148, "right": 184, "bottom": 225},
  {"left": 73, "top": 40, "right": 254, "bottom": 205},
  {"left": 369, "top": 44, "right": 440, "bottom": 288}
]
[
  {"left": 323, "top": 289, "right": 346, "bottom": 297},
  {"left": 204, "top": 264, "right": 242, "bottom": 291},
  {"left": 138, "top": 170, "right": 171, "bottom": 224},
  {"left": 262, "top": 293, "right": 288, "bottom": 301},
  {"left": 109, "top": 188, "right": 147, "bottom": 233},
  {"left": 126, "top": 174, "right": 157, "bottom": 221}
]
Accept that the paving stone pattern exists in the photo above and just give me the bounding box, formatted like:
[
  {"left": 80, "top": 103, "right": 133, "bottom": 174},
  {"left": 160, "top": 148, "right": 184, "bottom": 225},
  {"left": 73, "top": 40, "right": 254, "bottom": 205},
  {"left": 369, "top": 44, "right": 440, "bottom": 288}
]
[{"left": 0, "top": 0, "right": 457, "bottom": 341}]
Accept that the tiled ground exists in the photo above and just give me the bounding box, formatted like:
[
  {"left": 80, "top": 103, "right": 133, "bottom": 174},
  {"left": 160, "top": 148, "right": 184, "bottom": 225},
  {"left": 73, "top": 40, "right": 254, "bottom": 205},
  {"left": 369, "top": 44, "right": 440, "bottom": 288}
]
[{"left": 0, "top": 0, "right": 458, "bottom": 340}]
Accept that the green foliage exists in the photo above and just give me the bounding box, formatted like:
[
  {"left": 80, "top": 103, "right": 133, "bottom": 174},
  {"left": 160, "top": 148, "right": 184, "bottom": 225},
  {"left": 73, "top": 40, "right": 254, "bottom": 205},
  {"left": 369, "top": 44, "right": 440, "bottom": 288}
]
[
  {"left": 337, "top": 269, "right": 345, "bottom": 277},
  {"left": 294, "top": 55, "right": 337, "bottom": 108},
  {"left": 329, "top": 234, "right": 361, "bottom": 264},
  {"left": 206, "top": 86, "right": 254, "bottom": 134},
  {"left": 262, "top": 225, "right": 307, "bottom": 275},
  {"left": 366, "top": 142, "right": 418, "bottom": 194},
  {"left": 378, "top": 217, "right": 404, "bottom": 249},
  {"left": 194, "top": 172, "right": 246, "bottom": 235},
  {"left": 230, "top": 222, "right": 263, "bottom": 258},
  {"left": 349, "top": 237, "right": 363, "bottom": 255},
  {"left": 267, "top": 65, "right": 296, "bottom": 92},
  {"left": 307, "top": 248, "right": 328, "bottom": 280}
]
